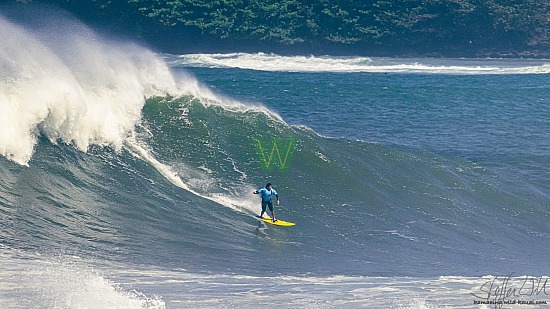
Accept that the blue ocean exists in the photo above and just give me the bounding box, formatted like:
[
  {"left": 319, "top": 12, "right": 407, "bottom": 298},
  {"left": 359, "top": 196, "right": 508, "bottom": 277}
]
[{"left": 1, "top": 14, "right": 550, "bottom": 309}]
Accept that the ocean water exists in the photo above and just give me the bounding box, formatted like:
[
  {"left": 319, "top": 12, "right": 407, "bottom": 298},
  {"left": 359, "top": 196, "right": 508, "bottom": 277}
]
[{"left": 1, "top": 13, "right": 550, "bottom": 309}]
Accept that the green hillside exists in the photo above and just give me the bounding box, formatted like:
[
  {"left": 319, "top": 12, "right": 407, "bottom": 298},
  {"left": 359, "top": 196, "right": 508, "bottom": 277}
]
[{"left": 10, "top": 0, "right": 550, "bottom": 57}]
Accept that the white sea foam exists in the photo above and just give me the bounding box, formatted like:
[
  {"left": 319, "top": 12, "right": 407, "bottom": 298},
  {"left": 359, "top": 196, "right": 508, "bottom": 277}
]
[
  {"left": 170, "top": 52, "right": 550, "bottom": 74},
  {"left": 0, "top": 253, "right": 165, "bottom": 309},
  {"left": 73, "top": 269, "right": 523, "bottom": 309},
  {"left": 125, "top": 136, "right": 260, "bottom": 216}
]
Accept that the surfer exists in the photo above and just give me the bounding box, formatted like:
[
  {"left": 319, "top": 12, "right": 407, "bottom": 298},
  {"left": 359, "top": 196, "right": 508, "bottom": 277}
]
[{"left": 254, "top": 183, "right": 279, "bottom": 222}]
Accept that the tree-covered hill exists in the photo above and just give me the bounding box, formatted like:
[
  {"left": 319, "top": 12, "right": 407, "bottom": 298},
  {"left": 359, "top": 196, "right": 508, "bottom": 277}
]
[{"left": 8, "top": 0, "right": 550, "bottom": 57}]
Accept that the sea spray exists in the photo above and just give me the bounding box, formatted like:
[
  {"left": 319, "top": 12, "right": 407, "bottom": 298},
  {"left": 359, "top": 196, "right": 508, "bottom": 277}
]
[{"left": 0, "top": 15, "right": 180, "bottom": 165}]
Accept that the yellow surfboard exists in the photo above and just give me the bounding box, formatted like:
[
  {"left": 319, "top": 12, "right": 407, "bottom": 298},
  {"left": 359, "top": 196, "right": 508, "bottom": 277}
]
[{"left": 260, "top": 217, "right": 296, "bottom": 226}]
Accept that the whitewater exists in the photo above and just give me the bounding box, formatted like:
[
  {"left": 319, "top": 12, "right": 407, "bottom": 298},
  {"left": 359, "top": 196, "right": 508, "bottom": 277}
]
[
  {"left": 170, "top": 52, "right": 550, "bottom": 74},
  {"left": 1, "top": 10, "right": 550, "bottom": 309}
]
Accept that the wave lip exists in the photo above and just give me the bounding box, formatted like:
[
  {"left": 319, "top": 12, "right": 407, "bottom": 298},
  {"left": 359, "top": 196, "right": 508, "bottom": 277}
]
[{"left": 170, "top": 52, "right": 550, "bottom": 74}]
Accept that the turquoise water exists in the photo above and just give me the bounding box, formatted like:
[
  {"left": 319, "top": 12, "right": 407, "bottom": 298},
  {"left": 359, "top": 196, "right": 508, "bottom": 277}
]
[{"left": 1, "top": 13, "right": 550, "bottom": 308}]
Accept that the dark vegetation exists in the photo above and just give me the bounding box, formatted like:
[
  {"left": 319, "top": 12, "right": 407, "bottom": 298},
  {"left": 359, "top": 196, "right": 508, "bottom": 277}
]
[{"left": 10, "top": 0, "right": 550, "bottom": 57}]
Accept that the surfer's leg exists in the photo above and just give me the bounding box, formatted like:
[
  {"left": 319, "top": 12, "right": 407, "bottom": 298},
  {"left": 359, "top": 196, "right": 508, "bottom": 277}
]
[
  {"left": 260, "top": 201, "right": 267, "bottom": 218},
  {"left": 268, "top": 201, "right": 276, "bottom": 221}
]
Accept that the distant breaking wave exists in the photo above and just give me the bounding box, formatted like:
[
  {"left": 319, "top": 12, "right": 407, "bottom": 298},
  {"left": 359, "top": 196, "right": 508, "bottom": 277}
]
[{"left": 169, "top": 53, "right": 550, "bottom": 74}]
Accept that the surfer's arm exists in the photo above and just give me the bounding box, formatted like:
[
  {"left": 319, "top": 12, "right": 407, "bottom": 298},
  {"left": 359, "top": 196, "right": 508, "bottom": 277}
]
[{"left": 253, "top": 190, "right": 259, "bottom": 194}]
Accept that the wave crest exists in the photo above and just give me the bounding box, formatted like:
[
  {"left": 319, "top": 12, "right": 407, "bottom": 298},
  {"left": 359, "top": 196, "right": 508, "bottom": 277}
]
[{"left": 0, "top": 15, "right": 182, "bottom": 165}]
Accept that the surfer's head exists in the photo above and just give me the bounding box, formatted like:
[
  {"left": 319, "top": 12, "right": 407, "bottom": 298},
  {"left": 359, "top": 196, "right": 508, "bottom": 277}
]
[{"left": 266, "top": 183, "right": 272, "bottom": 190}]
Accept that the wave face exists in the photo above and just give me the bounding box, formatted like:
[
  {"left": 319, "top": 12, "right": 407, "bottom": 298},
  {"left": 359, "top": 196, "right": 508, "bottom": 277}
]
[
  {"left": 168, "top": 52, "right": 550, "bottom": 74},
  {"left": 2, "top": 10, "right": 550, "bottom": 309}
]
